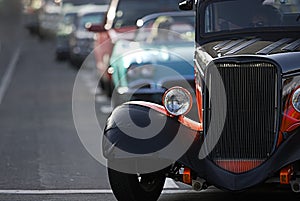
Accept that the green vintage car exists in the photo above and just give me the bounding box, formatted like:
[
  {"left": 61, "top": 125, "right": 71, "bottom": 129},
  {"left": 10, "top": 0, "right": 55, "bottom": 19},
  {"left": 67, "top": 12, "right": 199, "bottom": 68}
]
[{"left": 108, "top": 11, "right": 196, "bottom": 108}]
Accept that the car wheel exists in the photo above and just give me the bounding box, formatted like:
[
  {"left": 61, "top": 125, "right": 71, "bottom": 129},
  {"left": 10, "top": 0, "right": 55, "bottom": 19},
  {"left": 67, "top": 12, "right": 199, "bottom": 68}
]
[
  {"left": 102, "top": 80, "right": 114, "bottom": 97},
  {"left": 108, "top": 166, "right": 166, "bottom": 201},
  {"left": 98, "top": 78, "right": 105, "bottom": 91},
  {"left": 106, "top": 81, "right": 114, "bottom": 98},
  {"left": 69, "top": 56, "right": 82, "bottom": 69}
]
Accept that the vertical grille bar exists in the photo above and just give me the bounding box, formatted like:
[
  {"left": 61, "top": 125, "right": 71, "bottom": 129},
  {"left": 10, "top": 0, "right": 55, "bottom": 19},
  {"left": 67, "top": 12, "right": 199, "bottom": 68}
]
[{"left": 207, "top": 62, "right": 277, "bottom": 173}]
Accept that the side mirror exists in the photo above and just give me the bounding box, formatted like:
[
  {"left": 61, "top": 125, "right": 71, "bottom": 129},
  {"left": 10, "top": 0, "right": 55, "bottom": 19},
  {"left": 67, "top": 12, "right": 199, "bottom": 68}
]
[
  {"left": 85, "top": 23, "right": 105, "bottom": 33},
  {"left": 179, "top": 0, "right": 194, "bottom": 11}
]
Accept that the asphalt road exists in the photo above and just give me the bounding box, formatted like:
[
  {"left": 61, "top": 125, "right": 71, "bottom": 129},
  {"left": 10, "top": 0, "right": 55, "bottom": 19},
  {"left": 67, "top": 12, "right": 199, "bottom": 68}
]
[{"left": 1, "top": 0, "right": 300, "bottom": 201}]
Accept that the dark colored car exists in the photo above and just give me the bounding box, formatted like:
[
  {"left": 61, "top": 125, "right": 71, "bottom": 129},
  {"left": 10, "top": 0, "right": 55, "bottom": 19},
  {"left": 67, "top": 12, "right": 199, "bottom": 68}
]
[
  {"left": 68, "top": 4, "right": 108, "bottom": 66},
  {"left": 38, "top": 0, "right": 109, "bottom": 40},
  {"left": 55, "top": 5, "right": 79, "bottom": 60},
  {"left": 22, "top": 0, "right": 43, "bottom": 35},
  {"left": 37, "top": 0, "right": 61, "bottom": 39},
  {"left": 103, "top": 0, "right": 300, "bottom": 201}
]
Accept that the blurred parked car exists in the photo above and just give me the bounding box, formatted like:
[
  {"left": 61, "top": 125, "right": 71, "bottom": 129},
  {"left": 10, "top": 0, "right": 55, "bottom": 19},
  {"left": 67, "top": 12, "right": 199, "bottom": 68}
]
[
  {"left": 109, "top": 11, "right": 195, "bottom": 108},
  {"left": 38, "top": 0, "right": 109, "bottom": 39},
  {"left": 69, "top": 4, "right": 108, "bottom": 67},
  {"left": 55, "top": 4, "right": 80, "bottom": 60},
  {"left": 37, "top": 0, "right": 61, "bottom": 39},
  {"left": 62, "top": 0, "right": 109, "bottom": 5},
  {"left": 22, "top": 0, "right": 44, "bottom": 34},
  {"left": 88, "top": 0, "right": 183, "bottom": 97}
]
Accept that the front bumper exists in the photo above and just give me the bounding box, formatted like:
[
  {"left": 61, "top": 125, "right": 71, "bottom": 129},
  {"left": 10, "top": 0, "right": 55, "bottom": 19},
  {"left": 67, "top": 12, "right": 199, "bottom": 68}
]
[{"left": 178, "top": 127, "right": 300, "bottom": 191}]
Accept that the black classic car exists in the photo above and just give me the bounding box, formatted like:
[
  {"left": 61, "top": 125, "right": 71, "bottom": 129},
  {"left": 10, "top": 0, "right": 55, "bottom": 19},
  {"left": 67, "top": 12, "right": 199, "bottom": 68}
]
[{"left": 102, "top": 0, "right": 300, "bottom": 201}]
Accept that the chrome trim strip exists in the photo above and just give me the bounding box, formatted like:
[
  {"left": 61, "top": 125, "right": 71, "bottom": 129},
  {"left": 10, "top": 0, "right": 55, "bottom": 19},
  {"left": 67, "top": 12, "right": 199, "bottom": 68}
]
[
  {"left": 256, "top": 38, "right": 292, "bottom": 55},
  {"left": 224, "top": 38, "right": 260, "bottom": 55},
  {"left": 212, "top": 40, "right": 231, "bottom": 51},
  {"left": 194, "top": 58, "right": 204, "bottom": 77},
  {"left": 218, "top": 39, "right": 246, "bottom": 53},
  {"left": 282, "top": 39, "right": 300, "bottom": 51}
]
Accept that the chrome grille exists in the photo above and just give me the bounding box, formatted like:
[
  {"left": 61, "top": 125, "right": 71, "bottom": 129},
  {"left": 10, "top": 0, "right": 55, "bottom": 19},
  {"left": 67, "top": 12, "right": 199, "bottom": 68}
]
[{"left": 206, "top": 61, "right": 278, "bottom": 172}]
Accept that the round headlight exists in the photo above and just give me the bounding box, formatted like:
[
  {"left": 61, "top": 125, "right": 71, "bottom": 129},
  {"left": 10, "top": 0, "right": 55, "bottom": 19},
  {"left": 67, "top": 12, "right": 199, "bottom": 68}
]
[
  {"left": 163, "top": 87, "right": 192, "bottom": 116},
  {"left": 292, "top": 88, "right": 300, "bottom": 112}
]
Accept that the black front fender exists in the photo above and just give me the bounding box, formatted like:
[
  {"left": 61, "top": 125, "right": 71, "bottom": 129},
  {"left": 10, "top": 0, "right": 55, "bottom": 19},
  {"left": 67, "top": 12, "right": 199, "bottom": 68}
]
[{"left": 102, "top": 102, "right": 200, "bottom": 161}]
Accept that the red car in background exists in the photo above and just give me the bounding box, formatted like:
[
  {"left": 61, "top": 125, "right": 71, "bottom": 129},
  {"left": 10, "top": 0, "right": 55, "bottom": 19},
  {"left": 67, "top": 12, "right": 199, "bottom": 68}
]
[{"left": 88, "top": 0, "right": 182, "bottom": 97}]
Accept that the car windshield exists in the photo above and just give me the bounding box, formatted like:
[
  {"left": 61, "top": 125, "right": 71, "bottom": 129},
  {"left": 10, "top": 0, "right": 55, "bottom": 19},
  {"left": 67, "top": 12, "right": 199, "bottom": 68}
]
[
  {"left": 203, "top": 0, "right": 300, "bottom": 34},
  {"left": 136, "top": 14, "right": 195, "bottom": 43},
  {"left": 112, "top": 0, "right": 181, "bottom": 28},
  {"left": 78, "top": 12, "right": 104, "bottom": 30}
]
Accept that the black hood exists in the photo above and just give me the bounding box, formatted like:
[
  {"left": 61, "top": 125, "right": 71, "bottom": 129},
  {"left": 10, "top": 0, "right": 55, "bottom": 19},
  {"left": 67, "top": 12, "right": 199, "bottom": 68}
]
[{"left": 201, "top": 37, "right": 300, "bottom": 75}]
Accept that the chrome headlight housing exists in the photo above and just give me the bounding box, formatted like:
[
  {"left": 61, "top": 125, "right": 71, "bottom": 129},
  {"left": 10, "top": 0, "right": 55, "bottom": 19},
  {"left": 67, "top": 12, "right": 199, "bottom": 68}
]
[
  {"left": 292, "top": 88, "right": 300, "bottom": 112},
  {"left": 163, "top": 87, "right": 192, "bottom": 116}
]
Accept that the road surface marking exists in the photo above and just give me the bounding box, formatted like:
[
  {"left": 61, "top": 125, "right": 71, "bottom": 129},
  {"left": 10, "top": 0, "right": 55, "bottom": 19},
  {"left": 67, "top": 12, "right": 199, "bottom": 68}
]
[
  {"left": 0, "top": 189, "right": 113, "bottom": 195},
  {"left": 0, "top": 47, "right": 20, "bottom": 104},
  {"left": 0, "top": 189, "right": 220, "bottom": 195}
]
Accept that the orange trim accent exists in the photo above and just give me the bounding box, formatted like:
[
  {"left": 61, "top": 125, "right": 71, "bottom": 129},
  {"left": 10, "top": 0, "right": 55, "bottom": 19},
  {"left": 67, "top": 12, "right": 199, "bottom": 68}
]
[
  {"left": 286, "top": 122, "right": 300, "bottom": 132},
  {"left": 128, "top": 101, "right": 203, "bottom": 131},
  {"left": 280, "top": 111, "right": 300, "bottom": 133},
  {"left": 195, "top": 83, "right": 203, "bottom": 124},
  {"left": 183, "top": 167, "right": 192, "bottom": 184},
  {"left": 280, "top": 165, "right": 293, "bottom": 184},
  {"left": 277, "top": 131, "right": 284, "bottom": 147},
  {"left": 128, "top": 101, "right": 169, "bottom": 116},
  {"left": 278, "top": 90, "right": 300, "bottom": 147},
  {"left": 178, "top": 116, "right": 203, "bottom": 131},
  {"left": 214, "top": 160, "right": 264, "bottom": 173}
]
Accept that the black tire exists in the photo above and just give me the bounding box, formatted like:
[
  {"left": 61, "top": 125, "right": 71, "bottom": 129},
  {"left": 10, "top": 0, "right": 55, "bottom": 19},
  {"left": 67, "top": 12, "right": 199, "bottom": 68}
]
[
  {"left": 108, "top": 167, "right": 166, "bottom": 201},
  {"left": 69, "top": 56, "right": 82, "bottom": 69},
  {"left": 100, "top": 80, "right": 114, "bottom": 98},
  {"left": 98, "top": 78, "right": 105, "bottom": 91},
  {"left": 55, "top": 53, "right": 67, "bottom": 61},
  {"left": 104, "top": 80, "right": 114, "bottom": 98}
]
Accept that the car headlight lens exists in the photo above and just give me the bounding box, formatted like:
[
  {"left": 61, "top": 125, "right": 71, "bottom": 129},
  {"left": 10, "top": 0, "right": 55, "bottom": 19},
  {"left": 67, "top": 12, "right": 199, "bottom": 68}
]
[
  {"left": 163, "top": 87, "right": 192, "bottom": 116},
  {"left": 292, "top": 88, "right": 300, "bottom": 112}
]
